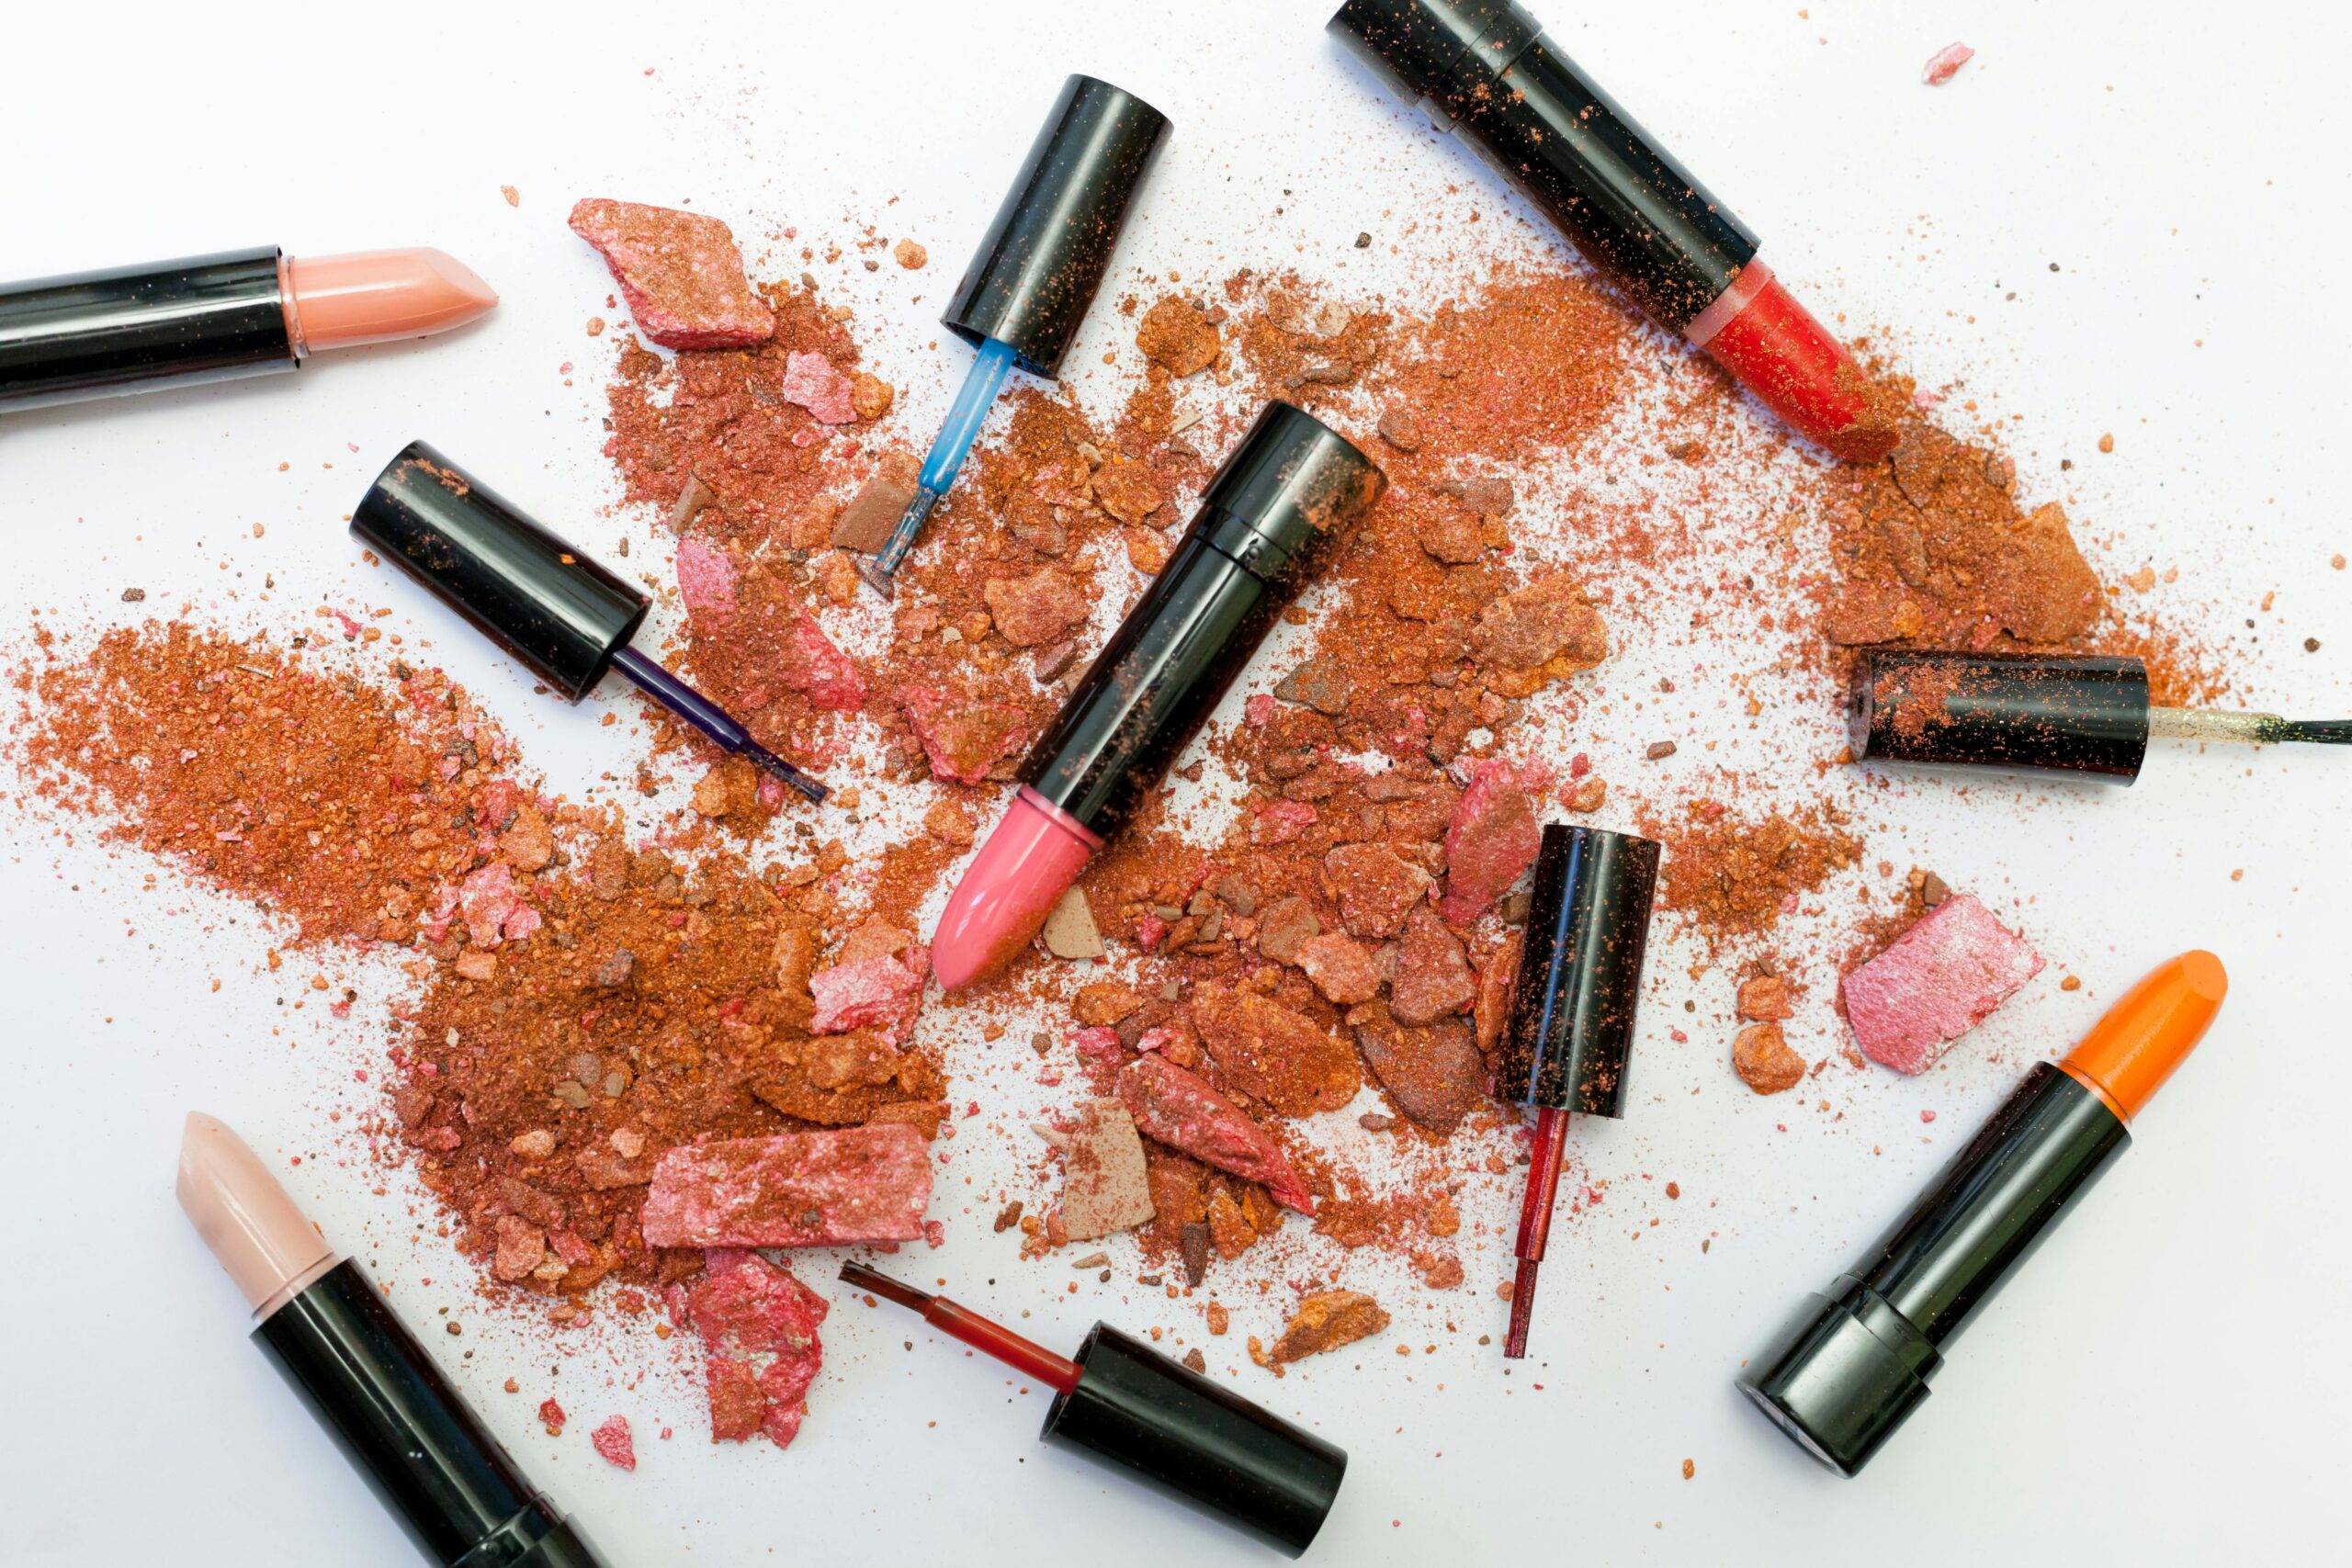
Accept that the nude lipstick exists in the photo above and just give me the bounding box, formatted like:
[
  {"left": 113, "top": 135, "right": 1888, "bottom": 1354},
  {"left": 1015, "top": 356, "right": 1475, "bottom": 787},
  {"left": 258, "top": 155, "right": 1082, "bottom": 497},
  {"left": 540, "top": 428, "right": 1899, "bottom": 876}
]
[
  {"left": 177, "top": 1112, "right": 607, "bottom": 1566},
  {"left": 931, "top": 402, "right": 1386, "bottom": 990},
  {"left": 1739, "top": 951, "right": 2227, "bottom": 1476},
  {"left": 1328, "top": 0, "right": 1893, "bottom": 460},
  {"left": 0, "top": 245, "right": 495, "bottom": 412},
  {"left": 842, "top": 1261, "right": 1347, "bottom": 1556}
]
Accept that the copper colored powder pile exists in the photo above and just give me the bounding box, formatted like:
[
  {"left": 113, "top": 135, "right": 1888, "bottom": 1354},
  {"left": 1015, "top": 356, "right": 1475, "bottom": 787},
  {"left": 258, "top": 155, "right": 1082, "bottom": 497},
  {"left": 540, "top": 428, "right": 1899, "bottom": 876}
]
[{"left": 8, "top": 203, "right": 2237, "bottom": 1437}]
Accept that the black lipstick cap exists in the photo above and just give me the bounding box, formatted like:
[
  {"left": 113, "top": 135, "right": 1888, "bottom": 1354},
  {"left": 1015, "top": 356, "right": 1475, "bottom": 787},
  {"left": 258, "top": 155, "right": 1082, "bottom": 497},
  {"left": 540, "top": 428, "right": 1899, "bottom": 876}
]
[
  {"left": 1042, "top": 1324, "right": 1347, "bottom": 1557},
  {"left": 1327, "top": 0, "right": 1758, "bottom": 330},
  {"left": 1739, "top": 1064, "right": 2132, "bottom": 1476},
  {"left": 1018, "top": 402, "right": 1385, "bottom": 835},
  {"left": 1849, "top": 650, "right": 2152, "bottom": 782},
  {"left": 1495, "top": 823, "right": 1659, "bottom": 1116},
  {"left": 353, "top": 441, "right": 650, "bottom": 703},
  {"left": 940, "top": 74, "right": 1171, "bottom": 378},
  {"left": 256, "top": 1260, "right": 606, "bottom": 1566},
  {"left": 0, "top": 245, "right": 298, "bottom": 412}
]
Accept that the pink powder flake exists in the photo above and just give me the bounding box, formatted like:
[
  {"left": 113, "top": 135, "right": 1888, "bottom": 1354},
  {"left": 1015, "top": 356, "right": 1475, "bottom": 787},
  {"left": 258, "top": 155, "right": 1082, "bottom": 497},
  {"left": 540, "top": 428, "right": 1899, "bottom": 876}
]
[
  {"left": 1842, "top": 893, "right": 2043, "bottom": 1075},
  {"left": 639, "top": 1125, "right": 933, "bottom": 1248},
  {"left": 455, "top": 863, "right": 536, "bottom": 948},
  {"left": 780, "top": 612, "right": 865, "bottom": 711},
  {"left": 780, "top": 352, "right": 856, "bottom": 423},
  {"left": 682, "top": 1249, "right": 829, "bottom": 1450},
  {"left": 591, "top": 1416, "right": 637, "bottom": 1472},
  {"left": 538, "top": 1397, "right": 567, "bottom": 1435},
  {"left": 1922, "top": 42, "right": 1974, "bottom": 85},
  {"left": 1440, "top": 759, "right": 1542, "bottom": 923},
  {"left": 676, "top": 536, "right": 739, "bottom": 620},
  {"left": 806, "top": 953, "right": 923, "bottom": 1036}
]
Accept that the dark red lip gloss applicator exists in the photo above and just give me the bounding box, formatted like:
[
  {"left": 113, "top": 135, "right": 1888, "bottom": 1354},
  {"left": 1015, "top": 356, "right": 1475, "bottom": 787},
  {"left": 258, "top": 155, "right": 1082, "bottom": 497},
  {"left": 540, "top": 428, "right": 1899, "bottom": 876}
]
[
  {"left": 354, "top": 441, "right": 827, "bottom": 803},
  {"left": 1329, "top": 0, "right": 1895, "bottom": 461},
  {"left": 841, "top": 1261, "right": 1347, "bottom": 1556},
  {"left": 1494, "top": 823, "right": 1660, "bottom": 1359}
]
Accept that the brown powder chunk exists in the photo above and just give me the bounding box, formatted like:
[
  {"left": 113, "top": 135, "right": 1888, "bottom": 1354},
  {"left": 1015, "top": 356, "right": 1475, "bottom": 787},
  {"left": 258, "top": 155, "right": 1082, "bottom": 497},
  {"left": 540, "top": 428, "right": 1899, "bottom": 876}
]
[
  {"left": 1255, "top": 896, "right": 1322, "bottom": 964},
  {"left": 1270, "top": 1290, "right": 1390, "bottom": 1364},
  {"left": 1136, "top": 296, "right": 1220, "bottom": 376},
  {"left": 1324, "top": 843, "right": 1432, "bottom": 939},
  {"left": 1355, "top": 1012, "right": 1486, "bottom": 1134},
  {"left": 1190, "top": 984, "right": 1360, "bottom": 1116},
  {"left": 983, "top": 568, "right": 1090, "bottom": 648},
  {"left": 1293, "top": 931, "right": 1382, "bottom": 1005},
  {"left": 1470, "top": 571, "right": 1609, "bottom": 694},
  {"left": 1733, "top": 1023, "right": 1806, "bottom": 1095},
  {"left": 892, "top": 239, "right": 928, "bottom": 270},
  {"left": 1073, "top": 981, "right": 1145, "bottom": 1027},
  {"left": 1737, "top": 975, "right": 1794, "bottom": 1021},
  {"left": 1041, "top": 887, "right": 1105, "bottom": 959},
  {"left": 832, "top": 459, "right": 922, "bottom": 552},
  {"left": 1095, "top": 458, "right": 1166, "bottom": 525},
  {"left": 1390, "top": 907, "right": 1475, "bottom": 1026}
]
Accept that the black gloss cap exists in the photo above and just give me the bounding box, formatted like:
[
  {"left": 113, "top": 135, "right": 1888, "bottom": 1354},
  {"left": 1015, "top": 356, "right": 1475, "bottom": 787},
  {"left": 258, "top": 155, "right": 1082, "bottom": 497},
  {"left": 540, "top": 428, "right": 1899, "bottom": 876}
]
[
  {"left": 1850, "top": 649, "right": 2151, "bottom": 782},
  {"left": 1495, "top": 823, "right": 1659, "bottom": 1116},
  {"left": 940, "top": 74, "right": 1170, "bottom": 379},
  {"left": 1738, "top": 1274, "right": 1941, "bottom": 1479},
  {"left": 353, "top": 441, "right": 650, "bottom": 703},
  {"left": 1193, "top": 401, "right": 1387, "bottom": 590},
  {"left": 1044, "top": 1324, "right": 1347, "bottom": 1557},
  {"left": 1328, "top": 0, "right": 1521, "bottom": 114}
]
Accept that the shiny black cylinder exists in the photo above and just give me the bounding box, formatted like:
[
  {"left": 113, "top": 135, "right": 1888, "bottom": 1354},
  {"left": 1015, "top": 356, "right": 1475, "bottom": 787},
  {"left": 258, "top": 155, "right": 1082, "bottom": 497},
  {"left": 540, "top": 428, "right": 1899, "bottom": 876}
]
[
  {"left": 254, "top": 1261, "right": 605, "bottom": 1566},
  {"left": 0, "top": 245, "right": 297, "bottom": 412},
  {"left": 1017, "top": 403, "right": 1385, "bottom": 836},
  {"left": 1042, "top": 1323, "right": 1347, "bottom": 1557},
  {"left": 1495, "top": 823, "right": 1658, "bottom": 1117},
  {"left": 941, "top": 74, "right": 1171, "bottom": 378},
  {"left": 1329, "top": 0, "right": 1758, "bottom": 330},
  {"left": 1739, "top": 1065, "right": 2131, "bottom": 1475},
  {"left": 353, "top": 441, "right": 650, "bottom": 703},
  {"left": 1851, "top": 649, "right": 2152, "bottom": 782}
]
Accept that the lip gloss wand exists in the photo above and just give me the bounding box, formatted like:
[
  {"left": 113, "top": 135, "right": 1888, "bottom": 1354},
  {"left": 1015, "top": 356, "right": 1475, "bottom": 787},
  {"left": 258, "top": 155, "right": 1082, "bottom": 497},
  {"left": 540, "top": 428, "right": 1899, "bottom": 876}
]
[{"left": 1496, "top": 823, "right": 1661, "bottom": 1359}]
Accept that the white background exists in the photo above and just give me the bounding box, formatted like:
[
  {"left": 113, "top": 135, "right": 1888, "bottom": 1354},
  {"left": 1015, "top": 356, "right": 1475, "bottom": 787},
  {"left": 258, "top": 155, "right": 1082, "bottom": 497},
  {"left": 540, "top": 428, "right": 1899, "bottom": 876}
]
[{"left": 4, "top": 2, "right": 2348, "bottom": 1563}]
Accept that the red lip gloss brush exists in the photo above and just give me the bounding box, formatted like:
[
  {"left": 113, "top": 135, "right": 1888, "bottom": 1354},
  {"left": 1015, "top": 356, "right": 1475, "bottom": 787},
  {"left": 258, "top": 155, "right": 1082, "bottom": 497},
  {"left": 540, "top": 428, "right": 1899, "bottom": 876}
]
[
  {"left": 1494, "top": 823, "right": 1661, "bottom": 1359},
  {"left": 840, "top": 1260, "right": 1347, "bottom": 1556}
]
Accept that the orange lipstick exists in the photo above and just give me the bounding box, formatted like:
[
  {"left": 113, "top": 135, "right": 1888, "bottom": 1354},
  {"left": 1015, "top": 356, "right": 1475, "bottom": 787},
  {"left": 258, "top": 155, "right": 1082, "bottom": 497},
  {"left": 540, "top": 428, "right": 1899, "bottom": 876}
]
[
  {"left": 0, "top": 244, "right": 495, "bottom": 411},
  {"left": 1739, "top": 952, "right": 2226, "bottom": 1476}
]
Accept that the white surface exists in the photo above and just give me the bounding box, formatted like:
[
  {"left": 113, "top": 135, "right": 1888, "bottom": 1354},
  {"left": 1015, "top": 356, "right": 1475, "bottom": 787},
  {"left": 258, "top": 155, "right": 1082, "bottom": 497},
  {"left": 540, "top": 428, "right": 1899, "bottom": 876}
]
[{"left": 4, "top": 2, "right": 2348, "bottom": 1563}]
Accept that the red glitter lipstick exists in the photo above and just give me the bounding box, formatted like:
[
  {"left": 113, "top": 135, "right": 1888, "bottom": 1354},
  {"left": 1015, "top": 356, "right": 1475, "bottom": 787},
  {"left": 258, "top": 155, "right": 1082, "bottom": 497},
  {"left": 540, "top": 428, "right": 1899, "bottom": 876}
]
[{"left": 1329, "top": 0, "right": 1894, "bottom": 459}]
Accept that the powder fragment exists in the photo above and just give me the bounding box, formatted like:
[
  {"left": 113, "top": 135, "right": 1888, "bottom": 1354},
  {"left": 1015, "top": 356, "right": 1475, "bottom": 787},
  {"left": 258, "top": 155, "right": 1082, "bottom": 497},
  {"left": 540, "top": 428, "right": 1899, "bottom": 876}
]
[
  {"left": 1294, "top": 931, "right": 1382, "bottom": 1005},
  {"left": 1136, "top": 297, "right": 1220, "bottom": 376},
  {"left": 1355, "top": 1012, "right": 1486, "bottom": 1134},
  {"left": 1440, "top": 760, "right": 1541, "bottom": 923},
  {"left": 1842, "top": 894, "right": 2043, "bottom": 1074},
  {"left": 1736, "top": 976, "right": 1793, "bottom": 1022},
  {"left": 807, "top": 952, "right": 925, "bottom": 1038},
  {"left": 1921, "top": 42, "right": 1975, "bottom": 85},
  {"left": 983, "top": 568, "right": 1090, "bottom": 648},
  {"left": 1391, "top": 908, "right": 1475, "bottom": 1025},
  {"left": 780, "top": 352, "right": 857, "bottom": 424},
  {"left": 901, "top": 686, "right": 1030, "bottom": 782},
  {"left": 592, "top": 1416, "right": 637, "bottom": 1472},
  {"left": 539, "top": 1398, "right": 567, "bottom": 1436},
  {"left": 568, "top": 199, "right": 775, "bottom": 350},
  {"left": 1119, "top": 1055, "right": 1313, "bottom": 1213},
  {"left": 851, "top": 372, "right": 895, "bottom": 422},
  {"left": 1733, "top": 1023, "right": 1805, "bottom": 1096},
  {"left": 675, "top": 536, "right": 739, "bottom": 619},
  {"left": 1191, "top": 984, "right": 1361, "bottom": 1115},
  {"left": 501, "top": 185, "right": 520, "bottom": 208},
  {"left": 1039, "top": 1099, "right": 1156, "bottom": 1241},
  {"left": 1469, "top": 571, "right": 1609, "bottom": 695},
  {"left": 833, "top": 460, "right": 922, "bottom": 552},
  {"left": 639, "top": 1125, "right": 932, "bottom": 1247},
  {"left": 1270, "top": 1290, "right": 1389, "bottom": 1364},
  {"left": 1041, "top": 887, "right": 1106, "bottom": 959},
  {"left": 1255, "top": 897, "right": 1321, "bottom": 964},
  {"left": 1324, "top": 842, "right": 1432, "bottom": 939},
  {"left": 682, "top": 1249, "right": 828, "bottom": 1449},
  {"left": 892, "top": 239, "right": 928, "bottom": 270}
]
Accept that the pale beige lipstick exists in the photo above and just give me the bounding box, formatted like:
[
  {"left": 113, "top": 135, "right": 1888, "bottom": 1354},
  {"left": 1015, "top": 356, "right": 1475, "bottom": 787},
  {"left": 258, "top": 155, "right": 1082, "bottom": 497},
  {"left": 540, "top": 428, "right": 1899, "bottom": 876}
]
[
  {"left": 179, "top": 1112, "right": 605, "bottom": 1566},
  {"left": 0, "top": 243, "right": 497, "bottom": 412}
]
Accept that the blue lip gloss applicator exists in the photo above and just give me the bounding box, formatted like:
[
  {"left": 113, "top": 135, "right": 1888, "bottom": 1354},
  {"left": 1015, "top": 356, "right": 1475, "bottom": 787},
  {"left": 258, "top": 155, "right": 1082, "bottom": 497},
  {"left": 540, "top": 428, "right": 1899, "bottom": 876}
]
[{"left": 855, "top": 73, "right": 1170, "bottom": 597}]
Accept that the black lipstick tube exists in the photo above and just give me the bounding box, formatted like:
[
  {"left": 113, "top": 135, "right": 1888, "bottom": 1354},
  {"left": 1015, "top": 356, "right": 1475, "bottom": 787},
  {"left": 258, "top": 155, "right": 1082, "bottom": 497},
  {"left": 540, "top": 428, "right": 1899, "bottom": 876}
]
[
  {"left": 1017, "top": 401, "right": 1386, "bottom": 838},
  {"left": 1738, "top": 1064, "right": 2129, "bottom": 1476},
  {"left": 1850, "top": 650, "right": 2154, "bottom": 781},
  {"left": 0, "top": 246, "right": 300, "bottom": 412},
  {"left": 255, "top": 1260, "right": 605, "bottom": 1566}
]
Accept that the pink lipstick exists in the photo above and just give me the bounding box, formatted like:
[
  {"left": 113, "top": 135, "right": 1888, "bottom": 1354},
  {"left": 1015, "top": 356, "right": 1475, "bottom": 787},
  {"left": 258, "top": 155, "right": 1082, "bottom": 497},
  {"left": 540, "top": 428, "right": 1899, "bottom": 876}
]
[
  {"left": 932, "top": 402, "right": 1386, "bottom": 990},
  {"left": 0, "top": 244, "right": 495, "bottom": 411}
]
